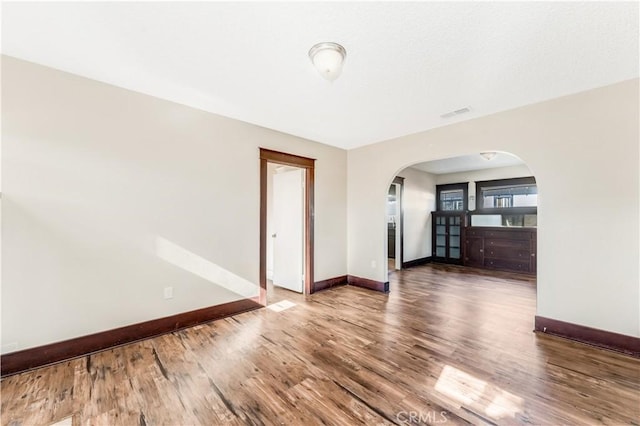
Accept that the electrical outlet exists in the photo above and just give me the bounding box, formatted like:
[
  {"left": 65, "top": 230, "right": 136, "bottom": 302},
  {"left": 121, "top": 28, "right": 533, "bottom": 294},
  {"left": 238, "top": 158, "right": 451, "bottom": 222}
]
[
  {"left": 164, "top": 286, "right": 174, "bottom": 299},
  {"left": 371, "top": 260, "right": 376, "bottom": 268}
]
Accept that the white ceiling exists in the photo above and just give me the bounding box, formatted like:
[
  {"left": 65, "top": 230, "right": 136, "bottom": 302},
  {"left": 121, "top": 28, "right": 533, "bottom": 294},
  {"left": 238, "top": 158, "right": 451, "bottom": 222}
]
[
  {"left": 411, "top": 153, "right": 524, "bottom": 175},
  {"left": 2, "top": 2, "right": 638, "bottom": 149}
]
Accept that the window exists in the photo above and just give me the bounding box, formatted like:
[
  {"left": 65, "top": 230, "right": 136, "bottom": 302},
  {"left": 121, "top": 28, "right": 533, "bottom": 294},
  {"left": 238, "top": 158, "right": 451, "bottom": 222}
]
[
  {"left": 441, "top": 189, "right": 465, "bottom": 210},
  {"left": 436, "top": 183, "right": 467, "bottom": 211},
  {"left": 476, "top": 177, "right": 537, "bottom": 213}
]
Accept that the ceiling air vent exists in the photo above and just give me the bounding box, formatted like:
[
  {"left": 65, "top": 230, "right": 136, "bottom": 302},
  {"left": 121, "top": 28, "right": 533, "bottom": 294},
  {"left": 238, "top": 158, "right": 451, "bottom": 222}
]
[{"left": 440, "top": 106, "right": 471, "bottom": 119}]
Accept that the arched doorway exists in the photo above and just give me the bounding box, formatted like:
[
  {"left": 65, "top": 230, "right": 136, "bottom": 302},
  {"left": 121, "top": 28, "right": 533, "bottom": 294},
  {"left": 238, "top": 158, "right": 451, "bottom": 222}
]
[{"left": 384, "top": 152, "right": 538, "bottom": 286}]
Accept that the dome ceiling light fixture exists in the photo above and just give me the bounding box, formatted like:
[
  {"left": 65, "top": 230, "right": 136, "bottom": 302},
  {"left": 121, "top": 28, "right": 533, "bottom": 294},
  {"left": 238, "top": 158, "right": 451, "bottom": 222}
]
[
  {"left": 308, "top": 42, "right": 347, "bottom": 81},
  {"left": 480, "top": 152, "right": 497, "bottom": 160}
]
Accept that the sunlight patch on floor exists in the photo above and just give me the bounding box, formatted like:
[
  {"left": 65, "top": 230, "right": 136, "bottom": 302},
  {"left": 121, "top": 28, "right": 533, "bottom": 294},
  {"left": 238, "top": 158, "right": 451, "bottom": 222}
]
[
  {"left": 434, "top": 364, "right": 524, "bottom": 421},
  {"left": 435, "top": 365, "right": 487, "bottom": 406},
  {"left": 268, "top": 300, "right": 297, "bottom": 312}
]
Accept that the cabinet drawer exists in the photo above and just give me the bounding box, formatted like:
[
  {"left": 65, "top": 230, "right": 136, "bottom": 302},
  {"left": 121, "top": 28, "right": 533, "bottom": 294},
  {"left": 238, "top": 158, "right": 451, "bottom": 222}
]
[
  {"left": 484, "top": 230, "right": 531, "bottom": 240},
  {"left": 485, "top": 238, "right": 530, "bottom": 249},
  {"left": 466, "top": 228, "right": 485, "bottom": 237},
  {"left": 485, "top": 247, "right": 530, "bottom": 260},
  {"left": 484, "top": 258, "right": 530, "bottom": 272}
]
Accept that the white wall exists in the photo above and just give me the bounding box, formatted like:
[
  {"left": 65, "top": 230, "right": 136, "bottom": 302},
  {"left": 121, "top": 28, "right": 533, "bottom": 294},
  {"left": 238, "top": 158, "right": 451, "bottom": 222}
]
[
  {"left": 436, "top": 164, "right": 532, "bottom": 210},
  {"left": 397, "top": 168, "right": 436, "bottom": 262},
  {"left": 348, "top": 79, "right": 639, "bottom": 337},
  {"left": 1, "top": 56, "right": 347, "bottom": 351}
]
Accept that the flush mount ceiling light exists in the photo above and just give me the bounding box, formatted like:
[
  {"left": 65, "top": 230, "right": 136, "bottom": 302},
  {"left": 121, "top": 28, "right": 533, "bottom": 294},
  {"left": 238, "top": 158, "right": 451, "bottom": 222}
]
[
  {"left": 309, "top": 42, "right": 346, "bottom": 81},
  {"left": 480, "top": 152, "right": 497, "bottom": 160}
]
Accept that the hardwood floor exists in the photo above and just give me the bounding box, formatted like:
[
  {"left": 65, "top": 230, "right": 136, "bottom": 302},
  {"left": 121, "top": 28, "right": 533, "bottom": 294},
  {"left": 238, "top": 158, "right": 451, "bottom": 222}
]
[{"left": 2, "top": 264, "right": 639, "bottom": 425}]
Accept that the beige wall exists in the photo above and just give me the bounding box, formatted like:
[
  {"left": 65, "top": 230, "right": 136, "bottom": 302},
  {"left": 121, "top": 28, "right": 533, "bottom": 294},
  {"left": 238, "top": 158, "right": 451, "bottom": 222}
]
[
  {"left": 1, "top": 56, "right": 347, "bottom": 351},
  {"left": 3, "top": 55, "right": 638, "bottom": 352},
  {"left": 396, "top": 167, "right": 436, "bottom": 262},
  {"left": 348, "top": 79, "right": 639, "bottom": 337}
]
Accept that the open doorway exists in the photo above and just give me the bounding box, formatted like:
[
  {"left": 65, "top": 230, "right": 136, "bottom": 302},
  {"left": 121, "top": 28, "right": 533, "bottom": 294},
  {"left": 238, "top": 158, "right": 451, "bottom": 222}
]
[
  {"left": 387, "top": 152, "right": 537, "bottom": 281},
  {"left": 259, "top": 148, "right": 314, "bottom": 306},
  {"left": 268, "top": 164, "right": 304, "bottom": 296},
  {"left": 386, "top": 176, "right": 403, "bottom": 272}
]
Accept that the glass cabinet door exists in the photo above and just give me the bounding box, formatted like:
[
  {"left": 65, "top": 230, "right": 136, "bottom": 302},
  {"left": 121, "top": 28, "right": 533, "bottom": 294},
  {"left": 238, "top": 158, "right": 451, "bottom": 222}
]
[
  {"left": 432, "top": 213, "right": 464, "bottom": 264},
  {"left": 435, "top": 215, "right": 447, "bottom": 257},
  {"left": 448, "top": 216, "right": 461, "bottom": 259}
]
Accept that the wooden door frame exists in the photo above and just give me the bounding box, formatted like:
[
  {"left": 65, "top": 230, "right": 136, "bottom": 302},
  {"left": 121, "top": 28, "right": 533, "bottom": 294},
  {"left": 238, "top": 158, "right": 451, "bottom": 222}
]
[
  {"left": 259, "top": 148, "right": 315, "bottom": 306},
  {"left": 389, "top": 176, "right": 404, "bottom": 270}
]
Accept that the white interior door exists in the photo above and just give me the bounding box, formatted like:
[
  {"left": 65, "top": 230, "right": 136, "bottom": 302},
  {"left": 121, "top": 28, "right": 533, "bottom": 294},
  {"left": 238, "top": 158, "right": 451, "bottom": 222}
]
[{"left": 273, "top": 168, "right": 304, "bottom": 293}]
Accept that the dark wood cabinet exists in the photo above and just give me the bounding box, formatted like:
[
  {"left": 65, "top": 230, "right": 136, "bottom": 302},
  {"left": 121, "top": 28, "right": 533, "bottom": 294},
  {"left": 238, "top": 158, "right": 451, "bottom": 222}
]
[
  {"left": 432, "top": 213, "right": 465, "bottom": 265},
  {"left": 464, "top": 237, "right": 484, "bottom": 267},
  {"left": 530, "top": 233, "right": 537, "bottom": 274},
  {"left": 464, "top": 227, "right": 536, "bottom": 274}
]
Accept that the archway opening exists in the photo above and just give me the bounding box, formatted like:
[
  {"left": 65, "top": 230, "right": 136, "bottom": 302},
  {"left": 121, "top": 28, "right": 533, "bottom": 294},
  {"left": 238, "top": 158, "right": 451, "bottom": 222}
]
[{"left": 384, "top": 151, "right": 538, "bottom": 291}]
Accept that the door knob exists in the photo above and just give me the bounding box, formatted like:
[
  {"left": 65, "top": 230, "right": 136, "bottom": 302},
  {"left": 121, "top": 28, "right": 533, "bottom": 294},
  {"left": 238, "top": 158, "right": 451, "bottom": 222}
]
[{"left": 272, "top": 233, "right": 277, "bottom": 238}]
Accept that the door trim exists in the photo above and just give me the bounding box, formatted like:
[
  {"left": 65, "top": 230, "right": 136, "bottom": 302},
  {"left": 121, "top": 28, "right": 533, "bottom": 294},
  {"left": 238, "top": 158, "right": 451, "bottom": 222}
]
[
  {"left": 387, "top": 176, "right": 404, "bottom": 274},
  {"left": 259, "top": 148, "right": 315, "bottom": 305},
  {"left": 392, "top": 176, "right": 404, "bottom": 269}
]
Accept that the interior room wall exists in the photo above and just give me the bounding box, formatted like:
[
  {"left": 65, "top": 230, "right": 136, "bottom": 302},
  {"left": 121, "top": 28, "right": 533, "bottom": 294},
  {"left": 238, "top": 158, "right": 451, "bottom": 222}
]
[
  {"left": 396, "top": 167, "right": 436, "bottom": 263},
  {"left": 436, "top": 164, "right": 532, "bottom": 210},
  {"left": 347, "top": 79, "right": 639, "bottom": 337},
  {"left": 1, "top": 56, "right": 347, "bottom": 352}
]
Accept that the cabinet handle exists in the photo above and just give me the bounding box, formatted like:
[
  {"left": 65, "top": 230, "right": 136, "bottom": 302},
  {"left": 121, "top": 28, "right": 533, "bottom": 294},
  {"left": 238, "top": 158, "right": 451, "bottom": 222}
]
[
  {"left": 479, "top": 249, "right": 483, "bottom": 252},
  {"left": 531, "top": 253, "right": 536, "bottom": 257}
]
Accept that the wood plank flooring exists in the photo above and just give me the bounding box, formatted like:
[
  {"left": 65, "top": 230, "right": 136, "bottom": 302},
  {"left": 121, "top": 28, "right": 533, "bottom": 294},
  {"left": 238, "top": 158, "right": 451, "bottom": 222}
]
[{"left": 2, "top": 264, "right": 639, "bottom": 425}]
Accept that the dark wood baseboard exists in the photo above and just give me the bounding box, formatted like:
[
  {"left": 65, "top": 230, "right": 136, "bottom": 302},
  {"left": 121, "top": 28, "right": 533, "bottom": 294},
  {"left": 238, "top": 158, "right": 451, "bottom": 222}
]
[
  {"left": 402, "top": 256, "right": 432, "bottom": 269},
  {"left": 534, "top": 316, "right": 640, "bottom": 357},
  {"left": 1, "top": 298, "right": 262, "bottom": 377},
  {"left": 312, "top": 275, "right": 348, "bottom": 293},
  {"left": 347, "top": 275, "right": 389, "bottom": 293}
]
